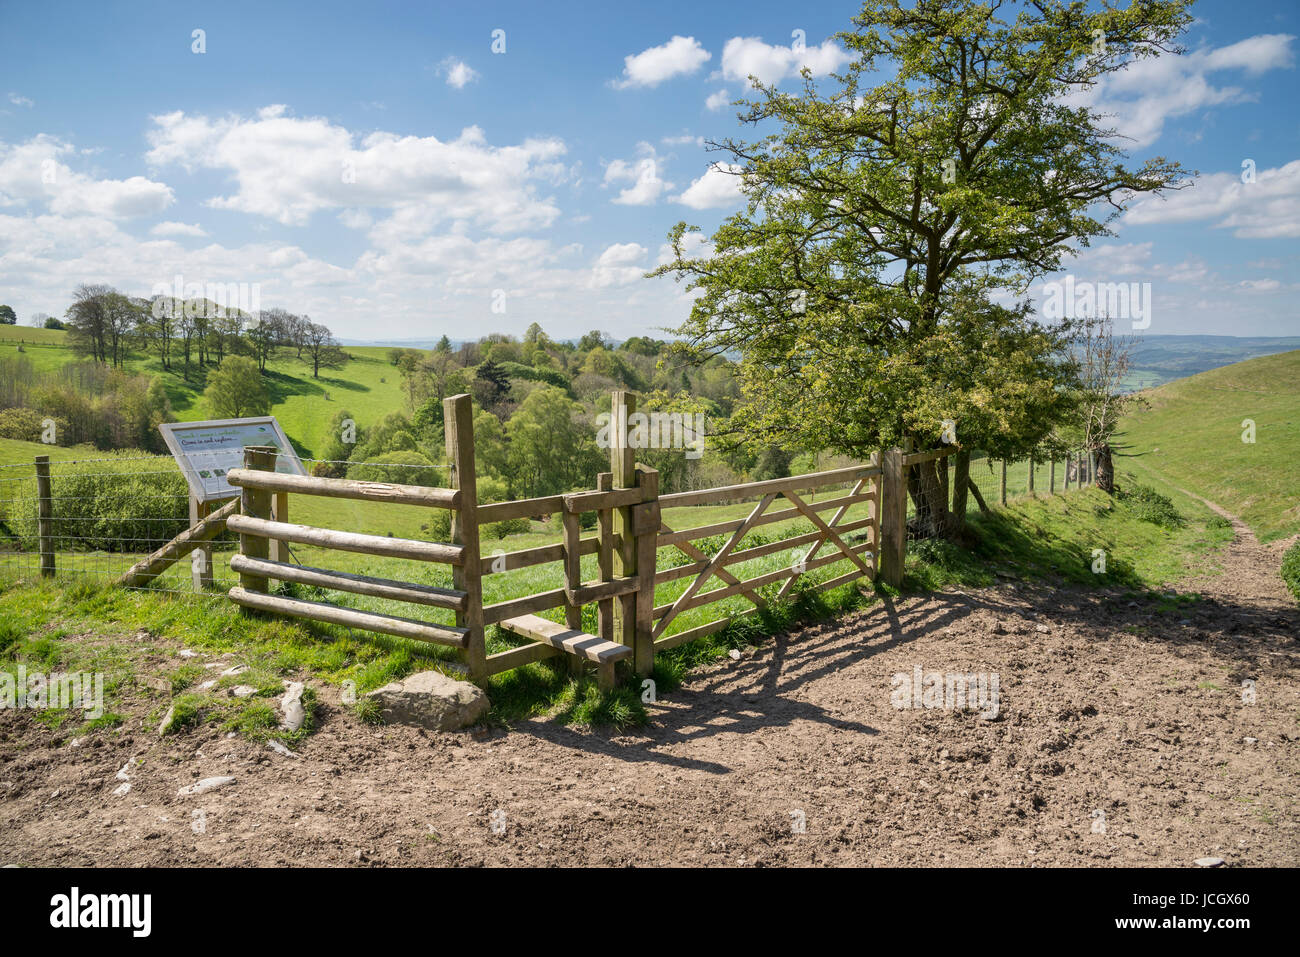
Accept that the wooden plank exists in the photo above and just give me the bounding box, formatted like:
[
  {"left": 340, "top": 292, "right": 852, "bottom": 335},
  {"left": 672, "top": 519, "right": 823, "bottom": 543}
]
[
  {"left": 477, "top": 495, "right": 564, "bottom": 525},
  {"left": 660, "top": 521, "right": 768, "bottom": 608},
  {"left": 658, "top": 463, "right": 879, "bottom": 509},
  {"left": 780, "top": 489, "right": 870, "bottom": 574},
  {"left": 34, "top": 455, "right": 54, "bottom": 577},
  {"left": 228, "top": 587, "right": 468, "bottom": 648},
  {"left": 632, "top": 465, "right": 658, "bottom": 676},
  {"left": 561, "top": 508, "right": 583, "bottom": 632},
  {"left": 968, "top": 477, "right": 990, "bottom": 513},
  {"left": 478, "top": 537, "right": 598, "bottom": 576},
  {"left": 652, "top": 614, "right": 732, "bottom": 652},
  {"left": 498, "top": 613, "right": 632, "bottom": 664},
  {"left": 652, "top": 540, "right": 874, "bottom": 619},
  {"left": 597, "top": 473, "right": 614, "bottom": 646},
  {"left": 445, "top": 394, "right": 485, "bottom": 682},
  {"left": 611, "top": 391, "right": 637, "bottom": 663},
  {"left": 226, "top": 468, "right": 459, "bottom": 509},
  {"left": 568, "top": 576, "right": 639, "bottom": 605},
  {"left": 482, "top": 588, "right": 568, "bottom": 625},
  {"left": 902, "top": 448, "right": 951, "bottom": 466},
  {"left": 777, "top": 476, "right": 867, "bottom": 601},
  {"left": 227, "top": 515, "right": 464, "bottom": 564},
  {"left": 879, "top": 448, "right": 906, "bottom": 588},
  {"left": 118, "top": 497, "right": 240, "bottom": 588},
  {"left": 229, "top": 555, "right": 468, "bottom": 610},
  {"left": 656, "top": 491, "right": 873, "bottom": 548},
  {"left": 652, "top": 493, "right": 775, "bottom": 640},
  {"left": 486, "top": 641, "right": 560, "bottom": 675},
  {"left": 270, "top": 490, "right": 289, "bottom": 563},
  {"left": 563, "top": 486, "right": 643, "bottom": 514}
]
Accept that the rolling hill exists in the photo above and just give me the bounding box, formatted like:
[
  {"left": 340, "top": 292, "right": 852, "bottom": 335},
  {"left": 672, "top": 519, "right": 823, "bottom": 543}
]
[{"left": 1116, "top": 349, "right": 1300, "bottom": 543}]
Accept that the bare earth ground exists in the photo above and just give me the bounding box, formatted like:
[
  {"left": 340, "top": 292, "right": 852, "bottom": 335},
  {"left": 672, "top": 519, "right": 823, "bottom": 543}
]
[{"left": 2, "top": 506, "right": 1297, "bottom": 867}]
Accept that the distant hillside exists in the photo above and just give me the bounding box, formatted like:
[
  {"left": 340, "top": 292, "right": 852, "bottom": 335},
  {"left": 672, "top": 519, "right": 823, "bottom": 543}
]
[
  {"left": 1122, "top": 334, "right": 1300, "bottom": 391},
  {"left": 1117, "top": 349, "right": 1300, "bottom": 542}
]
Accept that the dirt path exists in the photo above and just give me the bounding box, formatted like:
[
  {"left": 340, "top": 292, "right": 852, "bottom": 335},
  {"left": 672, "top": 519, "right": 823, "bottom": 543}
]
[{"left": 2, "top": 501, "right": 1297, "bottom": 867}]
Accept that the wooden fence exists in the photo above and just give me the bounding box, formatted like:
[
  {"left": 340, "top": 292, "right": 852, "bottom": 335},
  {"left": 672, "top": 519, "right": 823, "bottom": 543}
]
[{"left": 220, "top": 392, "right": 949, "bottom": 689}]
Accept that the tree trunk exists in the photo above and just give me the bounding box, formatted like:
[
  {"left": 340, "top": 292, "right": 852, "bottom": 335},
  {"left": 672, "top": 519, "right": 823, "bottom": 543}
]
[
  {"left": 906, "top": 457, "right": 954, "bottom": 540},
  {"left": 1094, "top": 443, "right": 1115, "bottom": 493}
]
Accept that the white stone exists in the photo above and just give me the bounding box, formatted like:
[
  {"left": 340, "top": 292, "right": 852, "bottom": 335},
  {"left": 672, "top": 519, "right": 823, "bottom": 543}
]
[
  {"left": 280, "top": 682, "right": 305, "bottom": 732},
  {"left": 177, "top": 776, "right": 236, "bottom": 797}
]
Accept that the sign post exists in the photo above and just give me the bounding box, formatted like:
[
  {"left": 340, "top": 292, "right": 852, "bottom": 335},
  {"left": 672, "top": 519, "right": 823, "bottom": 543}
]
[{"left": 159, "top": 417, "right": 305, "bottom": 590}]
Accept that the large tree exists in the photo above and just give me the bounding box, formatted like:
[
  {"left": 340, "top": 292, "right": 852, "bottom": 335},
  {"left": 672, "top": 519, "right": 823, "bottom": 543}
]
[
  {"left": 654, "top": 0, "right": 1192, "bottom": 537},
  {"left": 204, "top": 355, "right": 270, "bottom": 418}
]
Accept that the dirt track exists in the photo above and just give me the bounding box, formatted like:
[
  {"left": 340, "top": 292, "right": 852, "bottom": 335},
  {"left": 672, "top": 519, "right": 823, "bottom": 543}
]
[{"left": 2, "top": 507, "right": 1297, "bottom": 867}]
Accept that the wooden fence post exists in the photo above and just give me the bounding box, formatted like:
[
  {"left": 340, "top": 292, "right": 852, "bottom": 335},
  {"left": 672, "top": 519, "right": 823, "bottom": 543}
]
[
  {"left": 237, "top": 446, "right": 277, "bottom": 595},
  {"left": 189, "top": 494, "right": 214, "bottom": 591},
  {"left": 632, "top": 464, "right": 659, "bottom": 678},
  {"left": 999, "top": 460, "right": 1007, "bottom": 506},
  {"left": 34, "top": 455, "right": 54, "bottom": 577},
  {"left": 1027, "top": 455, "right": 1035, "bottom": 495},
  {"left": 951, "top": 449, "right": 969, "bottom": 530},
  {"left": 444, "top": 393, "right": 486, "bottom": 684},
  {"left": 1049, "top": 458, "right": 1056, "bottom": 493},
  {"left": 879, "top": 447, "right": 907, "bottom": 588},
  {"left": 610, "top": 391, "right": 639, "bottom": 666}
]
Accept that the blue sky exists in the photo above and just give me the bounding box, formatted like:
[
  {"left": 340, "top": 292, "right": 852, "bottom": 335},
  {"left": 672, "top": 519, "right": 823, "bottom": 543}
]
[{"left": 1, "top": 0, "right": 1298, "bottom": 340}]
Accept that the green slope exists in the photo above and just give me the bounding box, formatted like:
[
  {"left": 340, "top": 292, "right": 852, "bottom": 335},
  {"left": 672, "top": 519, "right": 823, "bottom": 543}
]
[
  {"left": 1116, "top": 349, "right": 1300, "bottom": 543},
  {"left": 0, "top": 328, "right": 409, "bottom": 461}
]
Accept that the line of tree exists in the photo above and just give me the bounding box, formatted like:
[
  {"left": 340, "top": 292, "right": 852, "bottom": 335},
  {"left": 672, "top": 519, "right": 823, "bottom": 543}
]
[{"left": 59, "top": 284, "right": 345, "bottom": 380}]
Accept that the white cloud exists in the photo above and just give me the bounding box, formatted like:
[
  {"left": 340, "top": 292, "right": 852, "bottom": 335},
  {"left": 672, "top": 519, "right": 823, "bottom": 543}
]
[
  {"left": 146, "top": 107, "right": 566, "bottom": 231},
  {"left": 662, "top": 133, "right": 704, "bottom": 147},
  {"left": 591, "top": 242, "right": 648, "bottom": 287},
  {"left": 1062, "top": 34, "right": 1295, "bottom": 147},
  {"left": 1125, "top": 160, "right": 1300, "bottom": 239},
  {"left": 612, "top": 36, "right": 710, "bottom": 89},
  {"left": 0, "top": 134, "right": 174, "bottom": 218},
  {"left": 720, "top": 36, "right": 852, "bottom": 88},
  {"left": 705, "top": 88, "right": 731, "bottom": 111},
  {"left": 604, "top": 144, "right": 671, "bottom": 206},
  {"left": 675, "top": 163, "right": 744, "bottom": 209},
  {"left": 150, "top": 221, "right": 207, "bottom": 237},
  {"left": 439, "top": 57, "right": 479, "bottom": 90},
  {"left": 8, "top": 93, "right": 34, "bottom": 108}
]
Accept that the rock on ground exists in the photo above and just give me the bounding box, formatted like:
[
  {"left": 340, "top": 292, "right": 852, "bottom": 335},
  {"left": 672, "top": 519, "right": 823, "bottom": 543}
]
[{"left": 364, "top": 670, "right": 489, "bottom": 732}]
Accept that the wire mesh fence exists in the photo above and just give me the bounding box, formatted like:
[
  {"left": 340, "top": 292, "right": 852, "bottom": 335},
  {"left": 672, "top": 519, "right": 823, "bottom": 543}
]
[
  {"left": 906, "top": 448, "right": 1095, "bottom": 544},
  {"left": 0, "top": 451, "right": 453, "bottom": 595}
]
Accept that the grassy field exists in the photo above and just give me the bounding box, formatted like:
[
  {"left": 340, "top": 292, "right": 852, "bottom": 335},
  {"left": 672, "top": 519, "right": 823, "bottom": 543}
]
[
  {"left": 0, "top": 325, "right": 410, "bottom": 458},
  {"left": 1116, "top": 349, "right": 1300, "bottom": 543}
]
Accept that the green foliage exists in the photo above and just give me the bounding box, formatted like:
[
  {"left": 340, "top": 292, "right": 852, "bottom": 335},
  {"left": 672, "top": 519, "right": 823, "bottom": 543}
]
[
  {"left": 346, "top": 450, "right": 443, "bottom": 487},
  {"left": 506, "top": 385, "right": 603, "bottom": 497},
  {"left": 497, "top": 360, "right": 571, "bottom": 393},
  {"left": 0, "top": 407, "right": 67, "bottom": 443},
  {"left": 0, "top": 305, "right": 16, "bottom": 325},
  {"left": 7, "top": 452, "right": 190, "bottom": 552},
  {"left": 1117, "top": 482, "right": 1184, "bottom": 529},
  {"left": 653, "top": 0, "right": 1192, "bottom": 460},
  {"left": 203, "top": 355, "right": 270, "bottom": 418},
  {"left": 1280, "top": 542, "right": 1300, "bottom": 604}
]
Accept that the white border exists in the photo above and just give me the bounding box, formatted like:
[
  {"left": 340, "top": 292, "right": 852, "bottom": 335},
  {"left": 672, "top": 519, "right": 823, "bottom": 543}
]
[{"left": 158, "top": 416, "right": 306, "bottom": 503}]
